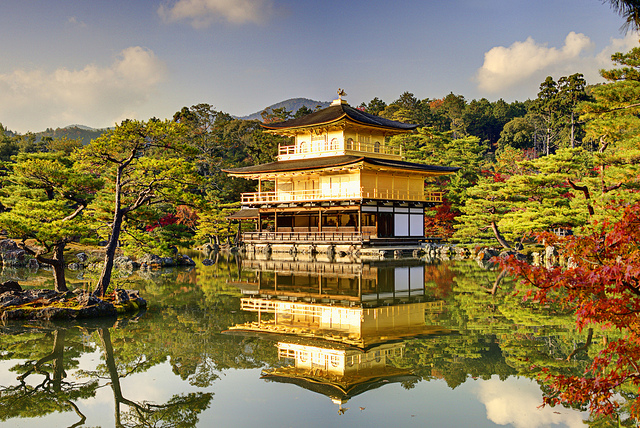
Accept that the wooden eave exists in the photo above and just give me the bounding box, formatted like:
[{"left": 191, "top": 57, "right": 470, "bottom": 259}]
[
  {"left": 223, "top": 155, "right": 460, "bottom": 180},
  {"left": 361, "top": 164, "right": 455, "bottom": 177},
  {"left": 227, "top": 163, "right": 363, "bottom": 180}
]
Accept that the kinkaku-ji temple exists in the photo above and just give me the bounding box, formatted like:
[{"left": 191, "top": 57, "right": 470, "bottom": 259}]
[{"left": 224, "top": 91, "right": 459, "bottom": 257}]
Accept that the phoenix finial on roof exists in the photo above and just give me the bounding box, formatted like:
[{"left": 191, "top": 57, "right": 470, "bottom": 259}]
[{"left": 337, "top": 88, "right": 347, "bottom": 99}]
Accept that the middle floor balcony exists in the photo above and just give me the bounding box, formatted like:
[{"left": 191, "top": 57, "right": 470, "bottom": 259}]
[{"left": 240, "top": 187, "right": 444, "bottom": 205}]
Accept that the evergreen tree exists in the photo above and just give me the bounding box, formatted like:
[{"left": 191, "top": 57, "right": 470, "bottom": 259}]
[
  {"left": 0, "top": 152, "right": 102, "bottom": 292},
  {"left": 76, "top": 119, "right": 201, "bottom": 297}
]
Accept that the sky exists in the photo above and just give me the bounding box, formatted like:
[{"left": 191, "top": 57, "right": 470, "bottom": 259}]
[{"left": 0, "top": 0, "right": 638, "bottom": 133}]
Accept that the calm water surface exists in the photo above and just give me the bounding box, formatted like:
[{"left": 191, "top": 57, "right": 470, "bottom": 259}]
[{"left": 0, "top": 255, "right": 590, "bottom": 427}]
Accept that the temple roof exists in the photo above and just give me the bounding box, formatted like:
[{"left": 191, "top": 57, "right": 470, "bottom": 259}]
[
  {"left": 261, "top": 102, "right": 418, "bottom": 132},
  {"left": 261, "top": 370, "right": 418, "bottom": 403},
  {"left": 223, "top": 155, "right": 460, "bottom": 175}
]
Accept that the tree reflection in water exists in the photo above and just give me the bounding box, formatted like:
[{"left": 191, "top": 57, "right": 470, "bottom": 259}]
[
  {"left": 0, "top": 256, "right": 632, "bottom": 426},
  {"left": 0, "top": 321, "right": 213, "bottom": 428}
]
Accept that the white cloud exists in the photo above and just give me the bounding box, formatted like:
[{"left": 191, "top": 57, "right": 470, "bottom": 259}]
[
  {"left": 474, "top": 377, "right": 586, "bottom": 428},
  {"left": 158, "top": 0, "right": 274, "bottom": 27},
  {"left": 476, "top": 32, "right": 593, "bottom": 92},
  {"left": 594, "top": 31, "right": 640, "bottom": 66},
  {"left": 475, "top": 32, "right": 640, "bottom": 98},
  {"left": 0, "top": 46, "right": 166, "bottom": 132},
  {"left": 67, "top": 16, "right": 87, "bottom": 28}
]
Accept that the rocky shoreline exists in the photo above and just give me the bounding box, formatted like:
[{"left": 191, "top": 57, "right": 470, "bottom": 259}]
[{"left": 0, "top": 282, "right": 146, "bottom": 321}]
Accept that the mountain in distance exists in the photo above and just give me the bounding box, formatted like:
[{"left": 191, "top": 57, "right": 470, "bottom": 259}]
[
  {"left": 37, "top": 125, "right": 109, "bottom": 145},
  {"left": 24, "top": 98, "right": 330, "bottom": 143},
  {"left": 239, "top": 98, "right": 331, "bottom": 121}
]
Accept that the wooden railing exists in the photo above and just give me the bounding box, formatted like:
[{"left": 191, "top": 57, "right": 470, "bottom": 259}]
[
  {"left": 277, "top": 140, "right": 402, "bottom": 159},
  {"left": 240, "top": 188, "right": 443, "bottom": 204}
]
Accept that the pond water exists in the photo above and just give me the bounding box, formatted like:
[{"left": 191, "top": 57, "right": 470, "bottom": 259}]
[{"left": 0, "top": 254, "right": 595, "bottom": 427}]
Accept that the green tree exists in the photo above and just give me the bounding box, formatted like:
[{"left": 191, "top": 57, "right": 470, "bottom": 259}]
[
  {"left": 260, "top": 106, "right": 292, "bottom": 123},
  {"left": 455, "top": 148, "right": 596, "bottom": 247},
  {"left": 0, "top": 152, "right": 102, "bottom": 291},
  {"left": 497, "top": 116, "right": 536, "bottom": 151},
  {"left": 360, "top": 97, "right": 387, "bottom": 115},
  {"left": 602, "top": 0, "right": 640, "bottom": 32},
  {"left": 0, "top": 124, "right": 20, "bottom": 161},
  {"left": 293, "top": 105, "right": 313, "bottom": 118},
  {"left": 442, "top": 93, "right": 467, "bottom": 138},
  {"left": 570, "top": 45, "right": 640, "bottom": 221},
  {"left": 76, "top": 119, "right": 200, "bottom": 297},
  {"left": 462, "top": 98, "right": 500, "bottom": 146},
  {"left": 558, "top": 73, "right": 590, "bottom": 148},
  {"left": 531, "top": 76, "right": 563, "bottom": 155}
]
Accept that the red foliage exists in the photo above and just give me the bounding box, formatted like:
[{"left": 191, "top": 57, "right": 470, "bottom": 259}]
[
  {"left": 492, "top": 172, "right": 508, "bottom": 183},
  {"left": 501, "top": 202, "right": 640, "bottom": 418},
  {"left": 175, "top": 205, "right": 199, "bottom": 228},
  {"left": 145, "top": 213, "right": 178, "bottom": 232},
  {"left": 424, "top": 200, "right": 458, "bottom": 239},
  {"left": 479, "top": 169, "right": 508, "bottom": 182},
  {"left": 429, "top": 98, "right": 445, "bottom": 110}
]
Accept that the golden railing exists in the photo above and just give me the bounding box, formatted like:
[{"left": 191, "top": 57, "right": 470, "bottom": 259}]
[
  {"left": 277, "top": 140, "right": 402, "bottom": 159},
  {"left": 240, "top": 188, "right": 443, "bottom": 204}
]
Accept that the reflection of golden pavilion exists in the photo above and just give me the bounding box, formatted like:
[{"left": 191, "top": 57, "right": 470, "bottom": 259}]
[
  {"left": 262, "top": 341, "right": 418, "bottom": 408},
  {"left": 235, "top": 299, "right": 447, "bottom": 348},
  {"left": 227, "top": 260, "right": 450, "bottom": 410},
  {"left": 238, "top": 258, "right": 432, "bottom": 307},
  {"left": 229, "top": 259, "right": 448, "bottom": 347}
]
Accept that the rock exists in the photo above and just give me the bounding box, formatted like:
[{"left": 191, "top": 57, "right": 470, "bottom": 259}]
[
  {"left": 113, "top": 288, "right": 130, "bottom": 304},
  {"left": 200, "top": 243, "right": 219, "bottom": 253},
  {"left": 0, "top": 280, "right": 21, "bottom": 293},
  {"left": 545, "top": 246, "right": 556, "bottom": 268},
  {"left": 176, "top": 254, "right": 196, "bottom": 266},
  {"left": 68, "top": 262, "right": 80, "bottom": 271},
  {"left": 76, "top": 252, "right": 89, "bottom": 262},
  {"left": 114, "top": 256, "right": 139, "bottom": 271},
  {"left": 475, "top": 248, "right": 500, "bottom": 270},
  {"left": 76, "top": 291, "right": 102, "bottom": 307},
  {"left": 532, "top": 252, "right": 541, "bottom": 266},
  {"left": 160, "top": 257, "right": 175, "bottom": 267},
  {"left": 138, "top": 254, "right": 176, "bottom": 269},
  {"left": 499, "top": 250, "right": 527, "bottom": 261},
  {"left": 0, "top": 287, "right": 144, "bottom": 321},
  {"left": 0, "top": 240, "right": 25, "bottom": 266},
  {"left": 202, "top": 258, "right": 215, "bottom": 266},
  {"left": 0, "top": 294, "right": 24, "bottom": 308},
  {"left": 138, "top": 254, "right": 163, "bottom": 269}
]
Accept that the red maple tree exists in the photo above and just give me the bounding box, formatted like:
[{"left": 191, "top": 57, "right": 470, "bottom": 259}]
[{"left": 501, "top": 202, "right": 640, "bottom": 418}]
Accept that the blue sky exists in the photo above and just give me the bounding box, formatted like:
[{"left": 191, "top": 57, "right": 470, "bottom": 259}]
[{"left": 0, "top": 0, "right": 637, "bottom": 132}]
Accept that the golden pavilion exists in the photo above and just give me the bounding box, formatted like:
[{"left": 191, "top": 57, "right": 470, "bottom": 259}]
[{"left": 224, "top": 92, "right": 459, "bottom": 251}]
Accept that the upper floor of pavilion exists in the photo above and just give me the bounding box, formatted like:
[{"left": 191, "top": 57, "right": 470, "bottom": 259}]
[{"left": 262, "top": 94, "right": 418, "bottom": 162}]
